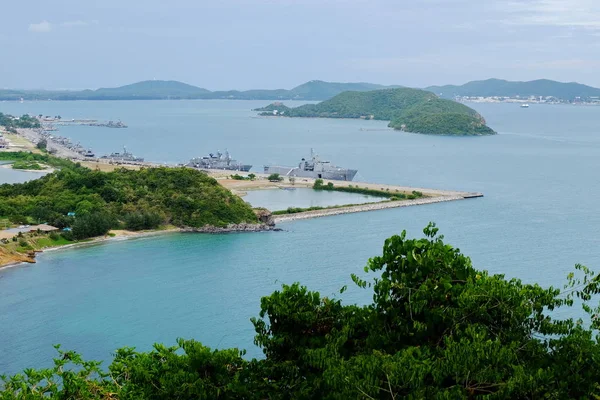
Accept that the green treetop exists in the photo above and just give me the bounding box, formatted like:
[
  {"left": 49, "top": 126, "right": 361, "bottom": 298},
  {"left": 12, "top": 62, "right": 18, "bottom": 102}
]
[{"left": 3, "top": 224, "right": 600, "bottom": 398}]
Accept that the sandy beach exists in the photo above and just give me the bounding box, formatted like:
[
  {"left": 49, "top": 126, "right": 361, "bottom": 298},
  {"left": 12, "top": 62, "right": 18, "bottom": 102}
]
[{"left": 0, "top": 228, "right": 182, "bottom": 270}]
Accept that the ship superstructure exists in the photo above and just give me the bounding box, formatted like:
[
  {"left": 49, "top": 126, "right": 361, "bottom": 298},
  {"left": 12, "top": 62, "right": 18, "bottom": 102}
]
[
  {"left": 264, "top": 149, "right": 357, "bottom": 181},
  {"left": 100, "top": 146, "right": 144, "bottom": 162},
  {"left": 186, "top": 150, "right": 252, "bottom": 172}
]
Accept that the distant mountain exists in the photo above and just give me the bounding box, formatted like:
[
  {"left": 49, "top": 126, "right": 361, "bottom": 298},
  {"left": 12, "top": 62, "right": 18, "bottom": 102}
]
[
  {"left": 426, "top": 78, "right": 600, "bottom": 100},
  {"left": 0, "top": 80, "right": 400, "bottom": 101},
  {"left": 256, "top": 88, "right": 495, "bottom": 136},
  {"left": 92, "top": 80, "right": 211, "bottom": 98}
]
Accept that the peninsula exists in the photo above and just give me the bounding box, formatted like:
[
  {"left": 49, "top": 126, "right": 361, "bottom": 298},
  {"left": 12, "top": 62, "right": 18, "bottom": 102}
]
[
  {"left": 255, "top": 88, "right": 496, "bottom": 136},
  {"left": 0, "top": 152, "right": 273, "bottom": 267}
]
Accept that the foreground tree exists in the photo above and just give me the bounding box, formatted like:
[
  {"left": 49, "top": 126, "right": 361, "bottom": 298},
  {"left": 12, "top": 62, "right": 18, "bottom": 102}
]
[{"left": 3, "top": 224, "right": 600, "bottom": 399}]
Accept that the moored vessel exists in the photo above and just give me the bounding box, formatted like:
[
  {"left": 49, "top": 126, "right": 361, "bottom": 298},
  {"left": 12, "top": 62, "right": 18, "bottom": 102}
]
[
  {"left": 264, "top": 149, "right": 357, "bottom": 181},
  {"left": 186, "top": 150, "right": 252, "bottom": 171},
  {"left": 100, "top": 146, "right": 144, "bottom": 162}
]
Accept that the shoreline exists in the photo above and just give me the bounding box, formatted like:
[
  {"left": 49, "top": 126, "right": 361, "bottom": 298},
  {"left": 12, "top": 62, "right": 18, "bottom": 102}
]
[
  {"left": 0, "top": 163, "right": 55, "bottom": 173},
  {"left": 0, "top": 228, "right": 182, "bottom": 271}
]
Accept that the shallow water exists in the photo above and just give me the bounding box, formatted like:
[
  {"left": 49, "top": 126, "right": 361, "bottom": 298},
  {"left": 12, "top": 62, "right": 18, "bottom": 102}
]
[
  {"left": 1, "top": 101, "right": 600, "bottom": 374},
  {"left": 243, "top": 187, "right": 384, "bottom": 210}
]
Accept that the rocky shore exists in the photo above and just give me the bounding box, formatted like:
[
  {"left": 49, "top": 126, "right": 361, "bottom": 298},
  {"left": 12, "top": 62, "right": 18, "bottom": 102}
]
[{"left": 182, "top": 223, "right": 280, "bottom": 233}]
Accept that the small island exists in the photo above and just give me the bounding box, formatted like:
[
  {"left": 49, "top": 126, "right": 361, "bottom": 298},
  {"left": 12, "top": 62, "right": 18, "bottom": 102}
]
[{"left": 255, "top": 88, "right": 495, "bottom": 136}]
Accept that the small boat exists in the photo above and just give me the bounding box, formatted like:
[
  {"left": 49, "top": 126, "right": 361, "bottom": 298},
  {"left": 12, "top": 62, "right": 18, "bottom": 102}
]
[
  {"left": 520, "top": 103, "right": 530, "bottom": 108},
  {"left": 280, "top": 187, "right": 297, "bottom": 191}
]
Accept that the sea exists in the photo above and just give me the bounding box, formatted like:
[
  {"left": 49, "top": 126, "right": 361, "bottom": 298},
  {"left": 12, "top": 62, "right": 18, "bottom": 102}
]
[{"left": 1, "top": 100, "right": 600, "bottom": 375}]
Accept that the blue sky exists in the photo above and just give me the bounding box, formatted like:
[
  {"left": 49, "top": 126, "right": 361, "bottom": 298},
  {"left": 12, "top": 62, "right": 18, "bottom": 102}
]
[{"left": 3, "top": 0, "right": 600, "bottom": 90}]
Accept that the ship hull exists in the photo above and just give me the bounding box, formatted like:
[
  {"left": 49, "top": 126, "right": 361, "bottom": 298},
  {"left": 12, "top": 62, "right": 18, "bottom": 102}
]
[
  {"left": 264, "top": 166, "right": 357, "bottom": 181},
  {"left": 193, "top": 164, "right": 252, "bottom": 172}
]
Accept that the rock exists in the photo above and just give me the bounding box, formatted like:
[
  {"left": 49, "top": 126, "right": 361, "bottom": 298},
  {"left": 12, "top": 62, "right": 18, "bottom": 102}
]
[
  {"left": 254, "top": 208, "right": 275, "bottom": 227},
  {"left": 182, "top": 222, "right": 280, "bottom": 234}
]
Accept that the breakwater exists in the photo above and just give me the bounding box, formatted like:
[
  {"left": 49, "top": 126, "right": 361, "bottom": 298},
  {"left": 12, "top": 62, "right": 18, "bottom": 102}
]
[{"left": 274, "top": 194, "right": 480, "bottom": 222}]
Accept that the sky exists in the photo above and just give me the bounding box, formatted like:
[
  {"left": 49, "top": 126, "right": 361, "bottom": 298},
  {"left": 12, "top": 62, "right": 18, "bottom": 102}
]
[{"left": 3, "top": 0, "right": 600, "bottom": 90}]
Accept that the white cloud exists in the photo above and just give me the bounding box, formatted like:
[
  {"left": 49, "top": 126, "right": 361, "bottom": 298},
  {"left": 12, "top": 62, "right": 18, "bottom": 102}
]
[
  {"left": 28, "top": 21, "right": 52, "bottom": 33},
  {"left": 27, "top": 20, "right": 98, "bottom": 33}
]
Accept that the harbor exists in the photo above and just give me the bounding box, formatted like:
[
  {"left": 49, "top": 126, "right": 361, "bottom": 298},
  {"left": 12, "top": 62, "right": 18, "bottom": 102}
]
[{"left": 2, "top": 126, "right": 484, "bottom": 222}]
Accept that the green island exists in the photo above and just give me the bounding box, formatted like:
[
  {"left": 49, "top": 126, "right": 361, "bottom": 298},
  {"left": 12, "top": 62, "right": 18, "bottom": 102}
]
[
  {"left": 255, "top": 88, "right": 496, "bottom": 136},
  {"left": 3, "top": 224, "right": 600, "bottom": 398}
]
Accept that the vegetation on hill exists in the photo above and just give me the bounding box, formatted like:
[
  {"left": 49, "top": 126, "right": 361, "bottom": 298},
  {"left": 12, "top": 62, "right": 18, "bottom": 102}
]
[
  {"left": 257, "top": 88, "right": 495, "bottom": 135},
  {"left": 0, "top": 112, "right": 41, "bottom": 132},
  {"left": 0, "top": 80, "right": 400, "bottom": 101},
  {"left": 3, "top": 224, "right": 600, "bottom": 398},
  {"left": 426, "top": 78, "right": 600, "bottom": 101},
  {"left": 0, "top": 153, "right": 257, "bottom": 239},
  {"left": 11, "top": 160, "right": 44, "bottom": 170}
]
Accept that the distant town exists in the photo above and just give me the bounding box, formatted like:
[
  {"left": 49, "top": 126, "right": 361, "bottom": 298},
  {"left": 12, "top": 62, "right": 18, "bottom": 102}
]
[{"left": 453, "top": 95, "right": 600, "bottom": 105}]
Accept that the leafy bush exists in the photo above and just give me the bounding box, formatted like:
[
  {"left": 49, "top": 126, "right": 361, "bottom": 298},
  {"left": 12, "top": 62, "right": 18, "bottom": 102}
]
[
  {"left": 12, "top": 161, "right": 43, "bottom": 170},
  {"left": 72, "top": 212, "right": 114, "bottom": 240},
  {"left": 268, "top": 173, "right": 283, "bottom": 182},
  {"left": 123, "top": 211, "right": 163, "bottom": 231},
  {"left": 4, "top": 225, "right": 600, "bottom": 398}
]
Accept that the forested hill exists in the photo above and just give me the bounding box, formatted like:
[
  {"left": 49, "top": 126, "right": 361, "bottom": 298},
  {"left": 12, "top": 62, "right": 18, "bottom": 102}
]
[
  {"left": 0, "top": 153, "right": 258, "bottom": 238},
  {"left": 0, "top": 80, "right": 400, "bottom": 101},
  {"left": 426, "top": 78, "right": 600, "bottom": 100},
  {"left": 256, "top": 88, "right": 495, "bottom": 136}
]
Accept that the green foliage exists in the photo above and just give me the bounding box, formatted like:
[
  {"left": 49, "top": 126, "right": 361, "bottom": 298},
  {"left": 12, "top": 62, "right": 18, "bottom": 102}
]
[
  {"left": 71, "top": 212, "right": 114, "bottom": 240},
  {"left": 0, "top": 112, "right": 41, "bottom": 129},
  {"left": 11, "top": 161, "right": 43, "bottom": 170},
  {"left": 0, "top": 152, "right": 72, "bottom": 169},
  {"left": 389, "top": 110, "right": 495, "bottom": 136},
  {"left": 268, "top": 173, "right": 283, "bottom": 182},
  {"left": 257, "top": 88, "right": 496, "bottom": 135},
  {"left": 123, "top": 211, "right": 163, "bottom": 231},
  {"left": 36, "top": 139, "right": 47, "bottom": 151},
  {"left": 313, "top": 179, "right": 411, "bottom": 199},
  {"left": 0, "top": 154, "right": 258, "bottom": 239},
  {"left": 230, "top": 174, "right": 250, "bottom": 180},
  {"left": 5, "top": 224, "right": 600, "bottom": 398}
]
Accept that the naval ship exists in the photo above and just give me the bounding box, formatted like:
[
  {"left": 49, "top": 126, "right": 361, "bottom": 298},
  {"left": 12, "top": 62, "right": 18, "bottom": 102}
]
[
  {"left": 186, "top": 150, "right": 252, "bottom": 172},
  {"left": 100, "top": 146, "right": 144, "bottom": 162},
  {"left": 264, "top": 149, "right": 357, "bottom": 181}
]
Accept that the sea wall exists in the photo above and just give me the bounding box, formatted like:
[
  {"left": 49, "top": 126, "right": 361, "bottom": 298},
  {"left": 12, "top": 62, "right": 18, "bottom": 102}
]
[{"left": 273, "top": 195, "right": 467, "bottom": 223}]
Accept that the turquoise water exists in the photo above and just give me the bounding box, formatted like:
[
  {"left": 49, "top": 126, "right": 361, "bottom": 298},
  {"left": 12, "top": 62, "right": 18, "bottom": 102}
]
[
  {"left": 243, "top": 188, "right": 384, "bottom": 210},
  {"left": 1, "top": 101, "right": 600, "bottom": 374}
]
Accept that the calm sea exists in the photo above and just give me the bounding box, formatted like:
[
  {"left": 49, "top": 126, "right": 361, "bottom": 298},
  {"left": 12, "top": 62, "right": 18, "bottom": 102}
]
[{"left": 1, "top": 100, "right": 600, "bottom": 375}]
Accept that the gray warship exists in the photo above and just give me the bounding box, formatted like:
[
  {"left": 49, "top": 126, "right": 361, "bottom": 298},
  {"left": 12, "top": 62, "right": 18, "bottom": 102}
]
[
  {"left": 264, "top": 149, "right": 357, "bottom": 181},
  {"left": 186, "top": 150, "right": 252, "bottom": 172},
  {"left": 100, "top": 146, "right": 144, "bottom": 162}
]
